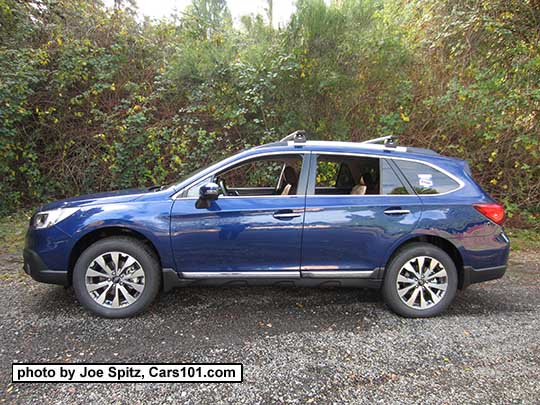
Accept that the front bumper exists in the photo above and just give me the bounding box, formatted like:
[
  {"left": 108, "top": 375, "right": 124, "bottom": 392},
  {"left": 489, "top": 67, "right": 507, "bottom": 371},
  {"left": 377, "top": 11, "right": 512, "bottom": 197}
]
[
  {"left": 461, "top": 265, "right": 506, "bottom": 289},
  {"left": 23, "top": 248, "right": 69, "bottom": 286}
]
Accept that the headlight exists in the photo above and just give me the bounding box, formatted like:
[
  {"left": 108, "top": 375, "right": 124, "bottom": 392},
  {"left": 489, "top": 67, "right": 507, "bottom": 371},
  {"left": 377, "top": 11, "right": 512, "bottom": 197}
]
[{"left": 33, "top": 207, "right": 79, "bottom": 229}]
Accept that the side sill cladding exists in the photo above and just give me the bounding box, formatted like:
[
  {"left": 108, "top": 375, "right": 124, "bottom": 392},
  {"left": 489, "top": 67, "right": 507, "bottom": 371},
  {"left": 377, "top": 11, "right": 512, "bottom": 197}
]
[{"left": 161, "top": 268, "right": 383, "bottom": 292}]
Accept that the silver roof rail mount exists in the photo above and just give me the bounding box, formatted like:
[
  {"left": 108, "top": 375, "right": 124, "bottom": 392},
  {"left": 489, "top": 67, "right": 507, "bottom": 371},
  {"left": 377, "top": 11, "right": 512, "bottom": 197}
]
[
  {"left": 281, "top": 130, "right": 307, "bottom": 143},
  {"left": 360, "top": 135, "right": 397, "bottom": 147}
]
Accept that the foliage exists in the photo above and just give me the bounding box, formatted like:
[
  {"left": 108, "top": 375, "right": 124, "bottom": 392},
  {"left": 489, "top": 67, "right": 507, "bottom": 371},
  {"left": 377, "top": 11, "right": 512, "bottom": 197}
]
[
  {"left": 0, "top": 212, "right": 30, "bottom": 254},
  {"left": 506, "top": 228, "right": 540, "bottom": 251},
  {"left": 0, "top": 0, "right": 538, "bottom": 226},
  {"left": 400, "top": 0, "right": 540, "bottom": 226}
]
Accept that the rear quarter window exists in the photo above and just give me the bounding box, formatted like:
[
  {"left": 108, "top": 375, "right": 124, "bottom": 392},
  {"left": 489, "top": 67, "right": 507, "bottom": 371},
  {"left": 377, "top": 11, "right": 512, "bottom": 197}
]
[
  {"left": 395, "top": 160, "right": 460, "bottom": 195},
  {"left": 381, "top": 160, "right": 409, "bottom": 195}
]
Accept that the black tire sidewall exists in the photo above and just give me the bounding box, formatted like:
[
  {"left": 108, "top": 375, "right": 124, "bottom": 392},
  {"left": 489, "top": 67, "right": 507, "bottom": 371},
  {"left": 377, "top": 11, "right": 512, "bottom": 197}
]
[
  {"left": 72, "top": 237, "right": 160, "bottom": 318},
  {"left": 383, "top": 243, "right": 458, "bottom": 318}
]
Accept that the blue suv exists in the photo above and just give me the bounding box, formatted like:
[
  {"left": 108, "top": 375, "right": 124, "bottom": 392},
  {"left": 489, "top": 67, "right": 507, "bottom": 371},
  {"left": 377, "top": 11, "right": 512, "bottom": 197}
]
[{"left": 24, "top": 132, "right": 509, "bottom": 318}]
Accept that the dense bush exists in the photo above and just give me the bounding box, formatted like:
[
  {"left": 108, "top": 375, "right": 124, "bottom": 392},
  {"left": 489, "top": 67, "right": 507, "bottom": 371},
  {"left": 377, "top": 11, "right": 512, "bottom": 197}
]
[{"left": 0, "top": 0, "right": 538, "bottom": 226}]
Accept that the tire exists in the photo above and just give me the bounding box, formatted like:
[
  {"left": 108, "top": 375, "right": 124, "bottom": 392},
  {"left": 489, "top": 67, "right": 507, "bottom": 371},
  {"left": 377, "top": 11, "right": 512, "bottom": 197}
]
[
  {"left": 382, "top": 243, "right": 458, "bottom": 318},
  {"left": 72, "top": 237, "right": 161, "bottom": 318}
]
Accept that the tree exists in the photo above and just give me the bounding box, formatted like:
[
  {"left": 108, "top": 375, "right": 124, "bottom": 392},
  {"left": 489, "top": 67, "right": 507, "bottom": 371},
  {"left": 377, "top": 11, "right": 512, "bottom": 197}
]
[{"left": 182, "top": 0, "right": 232, "bottom": 40}]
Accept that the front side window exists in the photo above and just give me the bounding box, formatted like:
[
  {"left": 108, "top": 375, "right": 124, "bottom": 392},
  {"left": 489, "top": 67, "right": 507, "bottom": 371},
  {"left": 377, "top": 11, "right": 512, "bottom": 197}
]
[
  {"left": 221, "top": 159, "right": 283, "bottom": 189},
  {"left": 213, "top": 154, "right": 303, "bottom": 197},
  {"left": 313, "top": 155, "right": 408, "bottom": 195},
  {"left": 395, "top": 160, "right": 460, "bottom": 194},
  {"left": 185, "top": 176, "right": 212, "bottom": 198}
]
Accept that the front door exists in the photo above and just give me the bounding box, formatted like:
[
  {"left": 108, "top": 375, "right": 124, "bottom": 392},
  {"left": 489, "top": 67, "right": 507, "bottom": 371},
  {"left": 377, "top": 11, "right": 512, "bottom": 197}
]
[{"left": 170, "top": 153, "right": 309, "bottom": 276}]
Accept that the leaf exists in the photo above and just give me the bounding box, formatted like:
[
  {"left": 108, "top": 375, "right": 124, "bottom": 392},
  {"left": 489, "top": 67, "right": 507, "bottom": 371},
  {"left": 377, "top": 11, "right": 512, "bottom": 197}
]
[{"left": 400, "top": 112, "right": 410, "bottom": 122}]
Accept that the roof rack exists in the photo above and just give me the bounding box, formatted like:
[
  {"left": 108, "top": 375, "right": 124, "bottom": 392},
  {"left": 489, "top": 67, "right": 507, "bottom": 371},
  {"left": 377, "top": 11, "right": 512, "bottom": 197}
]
[
  {"left": 360, "top": 135, "right": 397, "bottom": 147},
  {"left": 280, "top": 130, "right": 307, "bottom": 143}
]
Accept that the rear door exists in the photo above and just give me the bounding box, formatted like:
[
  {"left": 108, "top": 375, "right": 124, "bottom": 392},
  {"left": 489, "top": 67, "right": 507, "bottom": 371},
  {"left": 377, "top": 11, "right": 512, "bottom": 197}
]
[{"left": 300, "top": 153, "right": 423, "bottom": 277}]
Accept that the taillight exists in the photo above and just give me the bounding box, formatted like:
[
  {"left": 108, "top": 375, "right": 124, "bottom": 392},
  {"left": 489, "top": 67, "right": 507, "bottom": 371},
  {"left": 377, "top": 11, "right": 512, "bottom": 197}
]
[{"left": 473, "top": 203, "right": 505, "bottom": 225}]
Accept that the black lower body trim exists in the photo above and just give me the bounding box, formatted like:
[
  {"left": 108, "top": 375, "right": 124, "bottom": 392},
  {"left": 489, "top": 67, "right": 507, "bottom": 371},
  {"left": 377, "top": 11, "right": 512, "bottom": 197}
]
[
  {"left": 162, "top": 268, "right": 181, "bottom": 292},
  {"left": 23, "top": 248, "right": 68, "bottom": 286},
  {"left": 461, "top": 265, "right": 507, "bottom": 289}
]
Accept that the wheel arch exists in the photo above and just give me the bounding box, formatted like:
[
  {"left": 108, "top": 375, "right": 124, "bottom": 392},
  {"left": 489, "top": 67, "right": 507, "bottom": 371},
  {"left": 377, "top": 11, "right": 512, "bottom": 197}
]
[
  {"left": 384, "top": 234, "right": 465, "bottom": 289},
  {"left": 68, "top": 226, "right": 163, "bottom": 285}
]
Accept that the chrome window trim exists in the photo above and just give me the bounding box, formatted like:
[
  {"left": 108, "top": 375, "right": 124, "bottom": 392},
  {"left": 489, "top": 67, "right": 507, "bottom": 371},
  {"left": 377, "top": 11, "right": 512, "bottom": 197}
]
[
  {"left": 311, "top": 151, "right": 465, "bottom": 197},
  {"left": 172, "top": 151, "right": 310, "bottom": 199},
  {"left": 176, "top": 195, "right": 306, "bottom": 201},
  {"left": 306, "top": 194, "right": 420, "bottom": 198}
]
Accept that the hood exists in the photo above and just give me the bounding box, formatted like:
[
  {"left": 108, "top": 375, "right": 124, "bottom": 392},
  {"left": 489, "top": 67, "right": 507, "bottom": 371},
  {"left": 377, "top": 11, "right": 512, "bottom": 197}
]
[{"left": 38, "top": 188, "right": 153, "bottom": 211}]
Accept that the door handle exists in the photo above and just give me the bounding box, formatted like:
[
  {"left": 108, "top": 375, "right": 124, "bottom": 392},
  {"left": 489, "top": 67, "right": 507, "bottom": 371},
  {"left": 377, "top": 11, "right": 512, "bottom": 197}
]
[
  {"left": 384, "top": 208, "right": 411, "bottom": 215},
  {"left": 273, "top": 210, "right": 302, "bottom": 220}
]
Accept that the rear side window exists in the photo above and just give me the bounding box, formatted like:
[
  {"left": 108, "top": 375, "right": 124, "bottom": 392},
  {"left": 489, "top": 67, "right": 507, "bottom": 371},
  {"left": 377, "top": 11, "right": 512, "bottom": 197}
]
[
  {"left": 395, "top": 161, "right": 459, "bottom": 194},
  {"left": 313, "top": 155, "right": 409, "bottom": 195}
]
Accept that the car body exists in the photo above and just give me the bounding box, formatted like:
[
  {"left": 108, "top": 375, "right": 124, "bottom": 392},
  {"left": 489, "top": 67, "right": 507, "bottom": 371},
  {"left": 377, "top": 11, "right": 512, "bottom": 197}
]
[{"left": 24, "top": 133, "right": 510, "bottom": 318}]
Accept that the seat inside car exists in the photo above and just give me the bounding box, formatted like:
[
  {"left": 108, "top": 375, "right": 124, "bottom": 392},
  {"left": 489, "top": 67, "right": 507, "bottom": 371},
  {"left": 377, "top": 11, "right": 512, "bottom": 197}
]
[
  {"left": 281, "top": 166, "right": 298, "bottom": 195},
  {"left": 360, "top": 171, "right": 378, "bottom": 194},
  {"left": 350, "top": 176, "right": 367, "bottom": 195}
]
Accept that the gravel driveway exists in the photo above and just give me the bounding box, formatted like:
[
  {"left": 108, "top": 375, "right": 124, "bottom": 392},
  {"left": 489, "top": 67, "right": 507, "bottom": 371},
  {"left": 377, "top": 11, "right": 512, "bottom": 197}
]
[{"left": 0, "top": 249, "right": 539, "bottom": 404}]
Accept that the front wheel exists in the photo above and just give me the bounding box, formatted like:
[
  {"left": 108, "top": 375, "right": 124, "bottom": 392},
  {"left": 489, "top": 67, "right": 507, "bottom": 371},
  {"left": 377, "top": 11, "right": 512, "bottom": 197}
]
[
  {"left": 382, "top": 243, "right": 458, "bottom": 318},
  {"left": 72, "top": 237, "right": 161, "bottom": 318}
]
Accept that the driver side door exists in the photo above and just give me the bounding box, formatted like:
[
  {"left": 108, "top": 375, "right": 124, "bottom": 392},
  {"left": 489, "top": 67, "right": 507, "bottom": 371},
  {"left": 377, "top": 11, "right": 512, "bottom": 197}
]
[{"left": 170, "top": 152, "right": 310, "bottom": 277}]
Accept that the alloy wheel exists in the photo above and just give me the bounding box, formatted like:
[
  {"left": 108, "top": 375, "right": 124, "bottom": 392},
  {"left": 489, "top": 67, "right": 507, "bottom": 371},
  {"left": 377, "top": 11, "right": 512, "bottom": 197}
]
[
  {"left": 396, "top": 255, "right": 448, "bottom": 310},
  {"left": 85, "top": 251, "right": 145, "bottom": 309}
]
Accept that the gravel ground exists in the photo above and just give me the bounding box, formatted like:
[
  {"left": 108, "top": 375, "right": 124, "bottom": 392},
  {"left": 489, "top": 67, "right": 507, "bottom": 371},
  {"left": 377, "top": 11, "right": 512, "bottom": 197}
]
[{"left": 0, "top": 249, "right": 539, "bottom": 404}]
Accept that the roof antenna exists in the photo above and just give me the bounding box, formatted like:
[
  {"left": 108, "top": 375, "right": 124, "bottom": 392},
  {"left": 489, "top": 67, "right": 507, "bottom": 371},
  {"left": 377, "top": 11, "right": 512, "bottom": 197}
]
[{"left": 280, "top": 130, "right": 307, "bottom": 143}]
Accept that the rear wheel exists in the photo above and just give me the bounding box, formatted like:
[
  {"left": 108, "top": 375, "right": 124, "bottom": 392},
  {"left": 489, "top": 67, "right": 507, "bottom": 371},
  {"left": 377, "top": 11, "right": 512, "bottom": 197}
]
[
  {"left": 73, "top": 237, "right": 160, "bottom": 318},
  {"left": 382, "top": 243, "right": 458, "bottom": 318}
]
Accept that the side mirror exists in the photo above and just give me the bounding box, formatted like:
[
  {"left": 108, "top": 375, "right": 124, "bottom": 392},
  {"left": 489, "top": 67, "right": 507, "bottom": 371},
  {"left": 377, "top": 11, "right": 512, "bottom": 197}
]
[
  {"left": 196, "top": 182, "right": 219, "bottom": 209},
  {"left": 199, "top": 182, "right": 219, "bottom": 200}
]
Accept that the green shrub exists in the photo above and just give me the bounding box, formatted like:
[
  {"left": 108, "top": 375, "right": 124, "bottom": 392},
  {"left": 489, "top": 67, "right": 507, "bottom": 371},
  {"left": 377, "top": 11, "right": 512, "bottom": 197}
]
[{"left": 0, "top": 0, "right": 538, "bottom": 227}]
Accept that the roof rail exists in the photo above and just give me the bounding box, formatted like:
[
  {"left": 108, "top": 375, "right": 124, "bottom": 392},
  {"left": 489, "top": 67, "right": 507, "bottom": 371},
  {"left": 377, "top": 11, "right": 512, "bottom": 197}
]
[
  {"left": 280, "top": 130, "right": 307, "bottom": 143},
  {"left": 360, "top": 135, "right": 397, "bottom": 147}
]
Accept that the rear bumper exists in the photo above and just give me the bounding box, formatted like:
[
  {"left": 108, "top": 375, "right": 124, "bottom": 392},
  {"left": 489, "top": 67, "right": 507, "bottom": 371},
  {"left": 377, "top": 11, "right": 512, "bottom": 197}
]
[
  {"left": 23, "top": 248, "right": 69, "bottom": 286},
  {"left": 461, "top": 265, "right": 506, "bottom": 289}
]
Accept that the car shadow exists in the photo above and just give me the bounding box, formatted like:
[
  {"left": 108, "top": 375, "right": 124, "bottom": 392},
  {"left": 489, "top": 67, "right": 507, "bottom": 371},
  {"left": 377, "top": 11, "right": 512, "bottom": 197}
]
[
  {"left": 3, "top": 279, "right": 531, "bottom": 366},
  {"left": 29, "top": 284, "right": 384, "bottom": 336},
  {"left": 26, "top": 280, "right": 535, "bottom": 344}
]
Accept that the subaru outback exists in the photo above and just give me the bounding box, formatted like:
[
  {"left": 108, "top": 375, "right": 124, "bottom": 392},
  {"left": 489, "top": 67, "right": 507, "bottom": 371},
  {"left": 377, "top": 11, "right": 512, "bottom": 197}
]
[{"left": 24, "top": 132, "right": 509, "bottom": 318}]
